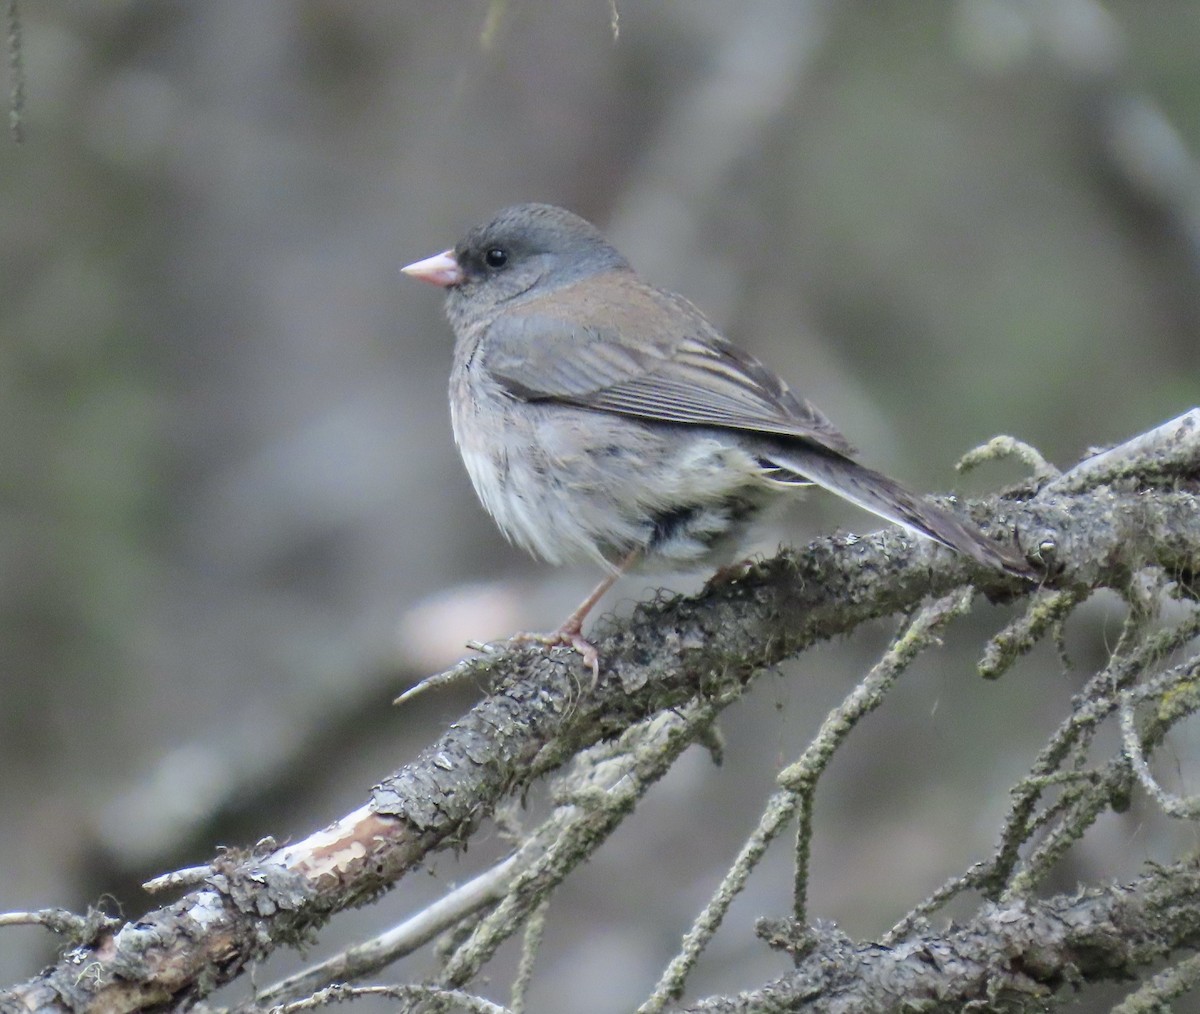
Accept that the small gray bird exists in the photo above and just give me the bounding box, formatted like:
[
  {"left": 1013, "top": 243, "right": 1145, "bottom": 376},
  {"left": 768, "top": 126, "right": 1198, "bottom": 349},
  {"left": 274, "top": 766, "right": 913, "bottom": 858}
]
[{"left": 403, "top": 203, "right": 1029, "bottom": 673}]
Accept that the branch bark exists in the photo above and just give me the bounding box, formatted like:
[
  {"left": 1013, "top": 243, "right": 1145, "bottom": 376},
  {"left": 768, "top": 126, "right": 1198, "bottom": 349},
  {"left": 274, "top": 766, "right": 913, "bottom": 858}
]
[
  {"left": 685, "top": 858, "right": 1200, "bottom": 1013},
  {"left": 2, "top": 413, "right": 1198, "bottom": 1013}
]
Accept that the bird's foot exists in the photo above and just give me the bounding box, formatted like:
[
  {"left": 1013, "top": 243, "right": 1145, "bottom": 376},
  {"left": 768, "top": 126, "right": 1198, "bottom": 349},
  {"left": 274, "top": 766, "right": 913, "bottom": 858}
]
[
  {"left": 511, "top": 622, "right": 600, "bottom": 684},
  {"left": 708, "top": 557, "right": 758, "bottom": 586}
]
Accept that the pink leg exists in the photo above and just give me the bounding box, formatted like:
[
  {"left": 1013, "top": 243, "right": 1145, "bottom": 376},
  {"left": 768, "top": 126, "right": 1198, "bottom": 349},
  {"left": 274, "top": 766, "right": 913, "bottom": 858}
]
[{"left": 513, "top": 549, "right": 642, "bottom": 681}]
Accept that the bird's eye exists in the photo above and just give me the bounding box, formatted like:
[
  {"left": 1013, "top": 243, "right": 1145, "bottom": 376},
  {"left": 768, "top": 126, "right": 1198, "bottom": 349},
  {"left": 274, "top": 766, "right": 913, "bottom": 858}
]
[{"left": 484, "top": 247, "right": 509, "bottom": 269}]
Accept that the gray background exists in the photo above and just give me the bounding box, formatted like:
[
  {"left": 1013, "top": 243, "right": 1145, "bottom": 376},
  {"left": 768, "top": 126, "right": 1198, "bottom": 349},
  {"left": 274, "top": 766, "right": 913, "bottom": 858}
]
[{"left": 2, "top": 2, "right": 1198, "bottom": 1010}]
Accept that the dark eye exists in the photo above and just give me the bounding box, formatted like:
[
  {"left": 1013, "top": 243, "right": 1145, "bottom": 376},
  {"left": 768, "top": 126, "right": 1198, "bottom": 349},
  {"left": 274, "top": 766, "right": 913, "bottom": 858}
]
[{"left": 484, "top": 247, "right": 509, "bottom": 269}]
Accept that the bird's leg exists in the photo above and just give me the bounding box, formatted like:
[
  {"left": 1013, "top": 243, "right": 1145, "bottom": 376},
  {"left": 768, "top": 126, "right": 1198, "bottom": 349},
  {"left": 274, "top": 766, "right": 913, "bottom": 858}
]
[
  {"left": 512, "top": 548, "right": 642, "bottom": 681},
  {"left": 708, "top": 558, "right": 758, "bottom": 586}
]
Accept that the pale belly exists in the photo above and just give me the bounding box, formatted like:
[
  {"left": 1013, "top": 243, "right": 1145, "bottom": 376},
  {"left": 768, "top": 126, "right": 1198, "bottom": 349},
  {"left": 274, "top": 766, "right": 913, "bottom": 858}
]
[{"left": 450, "top": 372, "right": 778, "bottom": 569}]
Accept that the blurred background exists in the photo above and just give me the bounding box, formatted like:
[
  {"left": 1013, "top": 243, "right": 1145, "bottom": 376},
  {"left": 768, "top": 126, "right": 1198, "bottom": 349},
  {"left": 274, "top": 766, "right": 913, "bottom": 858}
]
[{"left": 2, "top": 1, "right": 1198, "bottom": 1009}]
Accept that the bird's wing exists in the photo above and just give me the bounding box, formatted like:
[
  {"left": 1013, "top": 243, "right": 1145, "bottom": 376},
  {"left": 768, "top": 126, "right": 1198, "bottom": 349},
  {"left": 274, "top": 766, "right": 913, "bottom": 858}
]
[{"left": 480, "top": 274, "right": 856, "bottom": 456}]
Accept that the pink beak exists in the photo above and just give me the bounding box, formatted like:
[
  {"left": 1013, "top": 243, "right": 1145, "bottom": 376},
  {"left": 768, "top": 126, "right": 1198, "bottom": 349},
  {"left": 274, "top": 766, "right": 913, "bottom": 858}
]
[{"left": 401, "top": 249, "right": 464, "bottom": 288}]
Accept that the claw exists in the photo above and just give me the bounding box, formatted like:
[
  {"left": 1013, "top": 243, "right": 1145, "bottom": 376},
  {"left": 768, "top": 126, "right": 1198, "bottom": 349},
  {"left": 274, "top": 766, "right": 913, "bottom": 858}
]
[
  {"left": 567, "top": 631, "right": 601, "bottom": 683},
  {"left": 503, "top": 552, "right": 642, "bottom": 688},
  {"left": 511, "top": 625, "right": 601, "bottom": 686}
]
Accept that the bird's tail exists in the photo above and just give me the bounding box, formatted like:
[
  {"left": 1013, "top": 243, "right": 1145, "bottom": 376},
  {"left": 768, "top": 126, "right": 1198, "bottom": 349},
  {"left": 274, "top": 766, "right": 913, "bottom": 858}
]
[{"left": 766, "top": 445, "right": 1032, "bottom": 578}]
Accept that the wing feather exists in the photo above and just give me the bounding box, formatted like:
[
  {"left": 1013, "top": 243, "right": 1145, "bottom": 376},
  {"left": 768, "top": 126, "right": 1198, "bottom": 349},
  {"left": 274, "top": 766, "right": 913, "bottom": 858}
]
[{"left": 482, "top": 273, "right": 855, "bottom": 456}]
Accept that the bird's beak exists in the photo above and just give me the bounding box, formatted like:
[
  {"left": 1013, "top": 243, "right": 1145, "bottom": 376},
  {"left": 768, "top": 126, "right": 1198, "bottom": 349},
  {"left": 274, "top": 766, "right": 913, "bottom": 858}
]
[{"left": 401, "top": 249, "right": 464, "bottom": 287}]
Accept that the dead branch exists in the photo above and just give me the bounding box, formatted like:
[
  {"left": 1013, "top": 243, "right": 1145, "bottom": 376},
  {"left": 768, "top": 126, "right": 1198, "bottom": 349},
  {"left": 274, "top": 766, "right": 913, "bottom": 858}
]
[
  {"left": 1, "top": 412, "right": 1197, "bottom": 1013},
  {"left": 684, "top": 858, "right": 1200, "bottom": 1013}
]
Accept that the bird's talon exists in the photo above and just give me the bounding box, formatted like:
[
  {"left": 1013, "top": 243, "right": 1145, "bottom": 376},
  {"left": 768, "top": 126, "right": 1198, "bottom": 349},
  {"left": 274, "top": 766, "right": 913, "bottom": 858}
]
[
  {"left": 569, "top": 634, "right": 601, "bottom": 683},
  {"left": 511, "top": 628, "right": 602, "bottom": 685},
  {"left": 708, "top": 558, "right": 756, "bottom": 586}
]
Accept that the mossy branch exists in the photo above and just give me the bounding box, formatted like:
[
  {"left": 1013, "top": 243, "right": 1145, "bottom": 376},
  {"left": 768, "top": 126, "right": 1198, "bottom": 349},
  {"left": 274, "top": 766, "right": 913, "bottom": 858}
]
[{"left": 1, "top": 411, "right": 1197, "bottom": 1013}]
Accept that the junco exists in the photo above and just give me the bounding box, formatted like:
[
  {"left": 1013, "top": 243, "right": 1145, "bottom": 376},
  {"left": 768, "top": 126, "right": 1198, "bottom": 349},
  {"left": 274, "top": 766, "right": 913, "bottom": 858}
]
[{"left": 403, "top": 203, "right": 1030, "bottom": 674}]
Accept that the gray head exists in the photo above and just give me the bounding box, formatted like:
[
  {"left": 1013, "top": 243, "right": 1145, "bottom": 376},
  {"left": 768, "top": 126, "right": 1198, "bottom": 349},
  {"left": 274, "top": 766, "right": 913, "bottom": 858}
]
[{"left": 402, "top": 203, "right": 631, "bottom": 326}]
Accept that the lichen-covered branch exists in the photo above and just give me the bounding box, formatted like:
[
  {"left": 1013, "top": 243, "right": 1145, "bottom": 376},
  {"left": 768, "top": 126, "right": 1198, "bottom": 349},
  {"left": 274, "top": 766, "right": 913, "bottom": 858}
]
[
  {"left": 1, "top": 413, "right": 1197, "bottom": 1013},
  {"left": 683, "top": 858, "right": 1200, "bottom": 1013},
  {"left": 638, "top": 590, "right": 974, "bottom": 1014}
]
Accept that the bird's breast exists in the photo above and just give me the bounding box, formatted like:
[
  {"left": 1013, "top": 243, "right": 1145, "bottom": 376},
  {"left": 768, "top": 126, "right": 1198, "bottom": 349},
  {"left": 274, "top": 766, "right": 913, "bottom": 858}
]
[{"left": 449, "top": 357, "right": 783, "bottom": 570}]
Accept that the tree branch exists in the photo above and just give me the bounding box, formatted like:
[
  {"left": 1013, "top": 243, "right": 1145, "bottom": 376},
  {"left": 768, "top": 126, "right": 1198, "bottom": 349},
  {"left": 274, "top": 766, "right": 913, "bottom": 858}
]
[
  {"left": 685, "top": 858, "right": 1200, "bottom": 1013},
  {"left": 2, "top": 414, "right": 1198, "bottom": 1012}
]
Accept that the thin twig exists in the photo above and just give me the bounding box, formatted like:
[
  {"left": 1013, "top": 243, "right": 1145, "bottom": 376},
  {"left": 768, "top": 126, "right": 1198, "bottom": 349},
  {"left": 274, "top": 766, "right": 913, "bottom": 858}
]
[
  {"left": 957, "top": 434, "right": 1059, "bottom": 482},
  {"left": 639, "top": 589, "right": 973, "bottom": 1013},
  {"left": 1110, "top": 950, "right": 1200, "bottom": 1013},
  {"left": 984, "top": 609, "right": 1200, "bottom": 899},
  {"left": 977, "top": 587, "right": 1089, "bottom": 680},
  {"left": 1119, "top": 657, "right": 1200, "bottom": 819},
  {"left": 6, "top": 0, "right": 23, "bottom": 142},
  {"left": 510, "top": 899, "right": 548, "bottom": 1014},
  {"left": 882, "top": 862, "right": 987, "bottom": 946},
  {"left": 242, "top": 855, "right": 521, "bottom": 1011},
  {"left": 787, "top": 589, "right": 974, "bottom": 924},
  {"left": 437, "top": 700, "right": 725, "bottom": 991},
  {"left": 268, "top": 983, "right": 509, "bottom": 1014},
  {"left": 0, "top": 908, "right": 103, "bottom": 937},
  {"left": 1049, "top": 408, "right": 1200, "bottom": 493},
  {"left": 144, "top": 865, "right": 213, "bottom": 893},
  {"left": 639, "top": 785, "right": 800, "bottom": 1014}
]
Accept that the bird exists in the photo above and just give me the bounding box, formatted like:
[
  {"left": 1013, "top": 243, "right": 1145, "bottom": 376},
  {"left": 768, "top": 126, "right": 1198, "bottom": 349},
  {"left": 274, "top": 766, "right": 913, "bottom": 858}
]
[{"left": 402, "top": 203, "right": 1030, "bottom": 676}]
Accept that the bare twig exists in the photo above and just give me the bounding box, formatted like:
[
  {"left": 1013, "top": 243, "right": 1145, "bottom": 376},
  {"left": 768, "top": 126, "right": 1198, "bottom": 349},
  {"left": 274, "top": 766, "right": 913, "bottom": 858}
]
[
  {"left": 437, "top": 701, "right": 726, "bottom": 990},
  {"left": 1111, "top": 950, "right": 1200, "bottom": 1014},
  {"left": 977, "top": 586, "right": 1089, "bottom": 680},
  {"left": 1119, "top": 657, "right": 1200, "bottom": 820},
  {"left": 1003, "top": 613, "right": 1200, "bottom": 900},
  {"left": 957, "top": 434, "right": 1059, "bottom": 482},
  {"left": 0, "top": 907, "right": 114, "bottom": 941},
  {"left": 144, "top": 865, "right": 213, "bottom": 893},
  {"left": 510, "top": 900, "right": 548, "bottom": 1014},
  {"left": 394, "top": 652, "right": 496, "bottom": 704},
  {"left": 639, "top": 589, "right": 973, "bottom": 1013},
  {"left": 786, "top": 590, "right": 973, "bottom": 923},
  {"left": 6, "top": 0, "right": 23, "bottom": 142},
  {"left": 886, "top": 606, "right": 1200, "bottom": 942},
  {"left": 269, "top": 983, "right": 509, "bottom": 1014},
  {"left": 239, "top": 855, "right": 521, "bottom": 1012},
  {"left": 1049, "top": 408, "right": 1200, "bottom": 493},
  {"left": 3, "top": 415, "right": 1198, "bottom": 1013},
  {"left": 683, "top": 859, "right": 1200, "bottom": 1012}
]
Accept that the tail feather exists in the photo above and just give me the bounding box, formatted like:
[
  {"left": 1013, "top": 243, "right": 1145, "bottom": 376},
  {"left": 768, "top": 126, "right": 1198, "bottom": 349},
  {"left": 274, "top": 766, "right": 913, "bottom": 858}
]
[{"left": 765, "top": 446, "right": 1032, "bottom": 578}]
